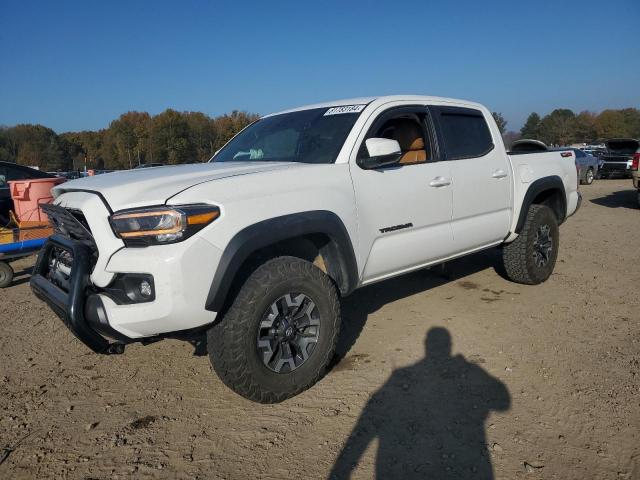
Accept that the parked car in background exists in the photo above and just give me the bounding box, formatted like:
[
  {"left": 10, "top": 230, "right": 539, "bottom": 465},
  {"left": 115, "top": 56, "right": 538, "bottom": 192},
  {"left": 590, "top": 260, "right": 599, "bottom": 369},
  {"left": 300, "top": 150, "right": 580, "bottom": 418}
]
[
  {"left": 599, "top": 139, "right": 639, "bottom": 179},
  {"left": 583, "top": 147, "right": 606, "bottom": 158},
  {"left": 572, "top": 148, "right": 599, "bottom": 185},
  {"left": 0, "top": 162, "right": 55, "bottom": 225}
]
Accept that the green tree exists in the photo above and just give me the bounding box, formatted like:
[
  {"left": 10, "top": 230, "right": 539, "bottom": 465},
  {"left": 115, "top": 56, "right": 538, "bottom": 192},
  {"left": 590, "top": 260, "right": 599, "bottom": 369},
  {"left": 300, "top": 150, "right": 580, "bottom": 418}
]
[
  {"left": 538, "top": 109, "right": 575, "bottom": 146},
  {"left": 108, "top": 111, "right": 151, "bottom": 168},
  {"left": 520, "top": 112, "right": 541, "bottom": 139},
  {"left": 8, "top": 124, "right": 69, "bottom": 170},
  {"left": 619, "top": 108, "right": 640, "bottom": 139},
  {"left": 0, "top": 127, "right": 15, "bottom": 162},
  {"left": 492, "top": 112, "right": 507, "bottom": 134},
  {"left": 61, "top": 130, "right": 106, "bottom": 170},
  {"left": 149, "top": 109, "right": 196, "bottom": 164},
  {"left": 570, "top": 111, "right": 597, "bottom": 143}
]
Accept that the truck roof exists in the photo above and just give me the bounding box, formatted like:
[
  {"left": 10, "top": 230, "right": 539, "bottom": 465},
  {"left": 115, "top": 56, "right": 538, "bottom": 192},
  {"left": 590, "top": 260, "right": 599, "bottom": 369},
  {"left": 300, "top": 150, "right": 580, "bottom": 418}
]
[{"left": 267, "top": 95, "right": 485, "bottom": 117}]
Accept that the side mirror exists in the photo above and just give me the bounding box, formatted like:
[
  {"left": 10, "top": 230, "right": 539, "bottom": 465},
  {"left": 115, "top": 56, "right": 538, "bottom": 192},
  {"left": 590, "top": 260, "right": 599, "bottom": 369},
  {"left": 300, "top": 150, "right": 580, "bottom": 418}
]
[{"left": 358, "top": 138, "right": 402, "bottom": 169}]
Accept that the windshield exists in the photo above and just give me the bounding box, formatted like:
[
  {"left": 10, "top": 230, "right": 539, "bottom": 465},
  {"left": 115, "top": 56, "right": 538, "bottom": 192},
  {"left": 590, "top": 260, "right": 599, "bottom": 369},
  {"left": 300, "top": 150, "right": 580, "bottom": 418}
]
[{"left": 212, "top": 106, "right": 365, "bottom": 164}]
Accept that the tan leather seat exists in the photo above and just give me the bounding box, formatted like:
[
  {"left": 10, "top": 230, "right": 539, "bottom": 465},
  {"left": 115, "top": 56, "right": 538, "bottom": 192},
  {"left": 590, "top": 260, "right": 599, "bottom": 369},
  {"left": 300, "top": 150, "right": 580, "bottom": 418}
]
[{"left": 381, "top": 119, "right": 427, "bottom": 165}]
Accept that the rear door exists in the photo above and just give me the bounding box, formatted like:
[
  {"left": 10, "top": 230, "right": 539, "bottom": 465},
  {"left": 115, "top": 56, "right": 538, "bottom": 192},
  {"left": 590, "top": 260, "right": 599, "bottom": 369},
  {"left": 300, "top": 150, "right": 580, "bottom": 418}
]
[{"left": 430, "top": 106, "right": 511, "bottom": 253}]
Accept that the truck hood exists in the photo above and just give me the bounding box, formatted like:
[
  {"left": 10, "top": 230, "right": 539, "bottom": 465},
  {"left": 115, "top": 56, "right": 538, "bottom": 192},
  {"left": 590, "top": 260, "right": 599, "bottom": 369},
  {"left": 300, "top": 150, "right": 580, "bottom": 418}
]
[{"left": 53, "top": 162, "right": 299, "bottom": 211}]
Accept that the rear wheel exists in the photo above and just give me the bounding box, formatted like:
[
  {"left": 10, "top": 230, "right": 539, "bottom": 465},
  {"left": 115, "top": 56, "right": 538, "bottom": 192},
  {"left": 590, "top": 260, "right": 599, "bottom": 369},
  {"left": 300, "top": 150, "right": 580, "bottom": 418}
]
[
  {"left": 501, "top": 205, "right": 559, "bottom": 285},
  {"left": 207, "top": 256, "right": 341, "bottom": 403},
  {"left": 0, "top": 262, "right": 14, "bottom": 288}
]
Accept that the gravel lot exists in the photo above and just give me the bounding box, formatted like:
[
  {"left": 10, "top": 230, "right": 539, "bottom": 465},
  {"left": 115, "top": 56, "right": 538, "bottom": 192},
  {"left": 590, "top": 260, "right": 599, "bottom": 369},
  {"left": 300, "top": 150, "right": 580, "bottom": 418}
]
[{"left": 1, "top": 179, "right": 638, "bottom": 479}]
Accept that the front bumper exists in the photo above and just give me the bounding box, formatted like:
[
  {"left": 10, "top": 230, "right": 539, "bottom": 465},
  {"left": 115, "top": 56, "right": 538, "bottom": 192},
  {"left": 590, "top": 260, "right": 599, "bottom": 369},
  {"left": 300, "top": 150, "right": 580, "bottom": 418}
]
[
  {"left": 30, "top": 234, "right": 125, "bottom": 354},
  {"left": 31, "top": 231, "right": 223, "bottom": 352}
]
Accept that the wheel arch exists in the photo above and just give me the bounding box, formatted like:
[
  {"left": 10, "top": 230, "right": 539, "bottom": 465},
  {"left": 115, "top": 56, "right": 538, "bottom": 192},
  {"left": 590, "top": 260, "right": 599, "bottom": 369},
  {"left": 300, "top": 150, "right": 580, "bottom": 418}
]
[
  {"left": 205, "top": 211, "right": 358, "bottom": 313},
  {"left": 515, "top": 176, "right": 567, "bottom": 234}
]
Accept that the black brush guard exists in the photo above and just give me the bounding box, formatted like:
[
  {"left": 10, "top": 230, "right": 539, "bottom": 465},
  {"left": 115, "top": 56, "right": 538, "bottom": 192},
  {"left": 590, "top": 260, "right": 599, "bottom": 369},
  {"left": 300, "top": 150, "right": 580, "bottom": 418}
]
[{"left": 30, "top": 234, "right": 123, "bottom": 354}]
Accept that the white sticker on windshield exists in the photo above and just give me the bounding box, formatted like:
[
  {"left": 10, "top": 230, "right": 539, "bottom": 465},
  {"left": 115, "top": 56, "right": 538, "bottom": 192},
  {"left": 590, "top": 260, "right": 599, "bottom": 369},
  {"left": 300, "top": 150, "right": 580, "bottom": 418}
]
[{"left": 324, "top": 105, "right": 366, "bottom": 116}]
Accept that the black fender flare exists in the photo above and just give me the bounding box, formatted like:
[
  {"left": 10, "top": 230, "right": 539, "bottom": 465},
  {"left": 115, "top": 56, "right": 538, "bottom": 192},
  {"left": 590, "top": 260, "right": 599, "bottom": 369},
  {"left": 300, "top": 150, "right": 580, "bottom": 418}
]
[
  {"left": 515, "top": 175, "right": 566, "bottom": 233},
  {"left": 205, "top": 210, "right": 359, "bottom": 312}
]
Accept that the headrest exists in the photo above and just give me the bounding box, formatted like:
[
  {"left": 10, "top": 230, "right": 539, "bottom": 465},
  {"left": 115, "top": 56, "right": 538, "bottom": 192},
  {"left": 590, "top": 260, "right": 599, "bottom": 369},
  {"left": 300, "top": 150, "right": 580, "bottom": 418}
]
[{"left": 385, "top": 119, "right": 425, "bottom": 151}]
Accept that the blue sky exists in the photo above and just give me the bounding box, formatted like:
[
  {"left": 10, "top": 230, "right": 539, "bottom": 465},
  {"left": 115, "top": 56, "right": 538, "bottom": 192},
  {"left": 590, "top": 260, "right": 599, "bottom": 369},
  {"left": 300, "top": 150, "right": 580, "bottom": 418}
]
[{"left": 1, "top": 0, "right": 638, "bottom": 133}]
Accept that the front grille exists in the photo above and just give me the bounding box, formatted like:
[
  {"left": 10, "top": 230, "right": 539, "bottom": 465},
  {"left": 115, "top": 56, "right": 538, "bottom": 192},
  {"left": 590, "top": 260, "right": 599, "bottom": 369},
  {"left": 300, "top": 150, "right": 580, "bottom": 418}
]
[
  {"left": 68, "top": 209, "right": 92, "bottom": 234},
  {"left": 41, "top": 203, "right": 95, "bottom": 245}
]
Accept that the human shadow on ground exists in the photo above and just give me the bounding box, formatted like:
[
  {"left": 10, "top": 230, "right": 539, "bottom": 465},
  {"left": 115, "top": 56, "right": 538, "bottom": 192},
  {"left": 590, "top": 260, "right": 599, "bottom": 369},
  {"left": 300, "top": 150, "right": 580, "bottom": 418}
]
[
  {"left": 590, "top": 189, "right": 638, "bottom": 210},
  {"left": 329, "top": 327, "right": 510, "bottom": 479}
]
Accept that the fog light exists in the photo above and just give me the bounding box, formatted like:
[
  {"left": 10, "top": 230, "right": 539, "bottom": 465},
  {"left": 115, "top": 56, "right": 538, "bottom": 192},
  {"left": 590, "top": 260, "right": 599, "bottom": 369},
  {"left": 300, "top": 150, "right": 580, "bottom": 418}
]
[
  {"left": 102, "top": 273, "right": 155, "bottom": 304},
  {"left": 140, "top": 280, "right": 152, "bottom": 298}
]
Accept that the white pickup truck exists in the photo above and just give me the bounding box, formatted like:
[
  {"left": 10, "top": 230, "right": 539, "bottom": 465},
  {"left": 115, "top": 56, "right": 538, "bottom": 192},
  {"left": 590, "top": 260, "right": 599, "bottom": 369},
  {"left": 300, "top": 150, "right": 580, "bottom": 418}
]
[{"left": 31, "top": 95, "right": 581, "bottom": 403}]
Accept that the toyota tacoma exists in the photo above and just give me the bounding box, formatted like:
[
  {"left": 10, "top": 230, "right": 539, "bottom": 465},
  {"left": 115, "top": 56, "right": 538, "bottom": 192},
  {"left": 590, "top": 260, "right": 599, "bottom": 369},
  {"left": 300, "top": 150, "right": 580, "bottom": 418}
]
[{"left": 30, "top": 96, "right": 581, "bottom": 403}]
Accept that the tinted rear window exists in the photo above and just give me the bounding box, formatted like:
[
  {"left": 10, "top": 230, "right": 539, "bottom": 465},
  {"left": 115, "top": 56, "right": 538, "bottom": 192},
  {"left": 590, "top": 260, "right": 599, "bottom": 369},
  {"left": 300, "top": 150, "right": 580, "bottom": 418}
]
[{"left": 436, "top": 108, "right": 494, "bottom": 160}]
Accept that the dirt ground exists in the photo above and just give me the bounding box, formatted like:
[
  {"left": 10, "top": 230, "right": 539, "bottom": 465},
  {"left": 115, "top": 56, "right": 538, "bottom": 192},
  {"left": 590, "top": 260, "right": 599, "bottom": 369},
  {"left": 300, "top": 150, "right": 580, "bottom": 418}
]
[{"left": 1, "top": 179, "right": 638, "bottom": 479}]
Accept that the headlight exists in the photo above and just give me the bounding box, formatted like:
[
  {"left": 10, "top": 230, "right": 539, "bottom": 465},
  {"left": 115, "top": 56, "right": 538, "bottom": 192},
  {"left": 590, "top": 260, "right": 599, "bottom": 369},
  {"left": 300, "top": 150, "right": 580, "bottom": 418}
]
[{"left": 110, "top": 204, "right": 220, "bottom": 246}]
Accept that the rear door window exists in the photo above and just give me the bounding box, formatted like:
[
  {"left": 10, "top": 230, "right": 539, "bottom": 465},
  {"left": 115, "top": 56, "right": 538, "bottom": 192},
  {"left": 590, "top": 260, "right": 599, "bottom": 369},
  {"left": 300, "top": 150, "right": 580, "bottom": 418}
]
[{"left": 431, "top": 107, "right": 494, "bottom": 160}]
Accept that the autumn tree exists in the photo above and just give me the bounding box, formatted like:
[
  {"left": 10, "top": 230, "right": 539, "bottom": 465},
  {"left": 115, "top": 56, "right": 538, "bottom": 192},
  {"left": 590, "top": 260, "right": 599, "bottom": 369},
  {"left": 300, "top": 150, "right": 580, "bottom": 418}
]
[
  {"left": 7, "top": 105, "right": 635, "bottom": 172},
  {"left": 595, "top": 110, "right": 629, "bottom": 140},
  {"left": 570, "top": 111, "right": 597, "bottom": 143}
]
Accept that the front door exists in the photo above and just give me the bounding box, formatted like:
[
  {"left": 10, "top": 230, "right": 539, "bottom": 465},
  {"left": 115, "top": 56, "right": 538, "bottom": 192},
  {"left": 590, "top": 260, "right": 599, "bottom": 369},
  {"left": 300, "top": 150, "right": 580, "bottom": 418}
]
[{"left": 350, "top": 106, "right": 454, "bottom": 283}]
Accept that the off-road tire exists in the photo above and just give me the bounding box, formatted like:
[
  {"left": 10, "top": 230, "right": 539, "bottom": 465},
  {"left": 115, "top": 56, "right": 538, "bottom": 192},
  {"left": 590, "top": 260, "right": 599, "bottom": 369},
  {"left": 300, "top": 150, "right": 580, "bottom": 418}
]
[
  {"left": 207, "top": 256, "right": 341, "bottom": 403},
  {"left": 501, "top": 204, "right": 559, "bottom": 285},
  {"left": 0, "top": 262, "right": 14, "bottom": 288}
]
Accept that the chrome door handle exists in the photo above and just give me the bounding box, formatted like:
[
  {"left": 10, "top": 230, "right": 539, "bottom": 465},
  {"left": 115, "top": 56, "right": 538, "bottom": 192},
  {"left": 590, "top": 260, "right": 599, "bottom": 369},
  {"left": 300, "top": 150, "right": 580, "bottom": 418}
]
[
  {"left": 429, "top": 176, "right": 451, "bottom": 187},
  {"left": 492, "top": 169, "right": 508, "bottom": 179}
]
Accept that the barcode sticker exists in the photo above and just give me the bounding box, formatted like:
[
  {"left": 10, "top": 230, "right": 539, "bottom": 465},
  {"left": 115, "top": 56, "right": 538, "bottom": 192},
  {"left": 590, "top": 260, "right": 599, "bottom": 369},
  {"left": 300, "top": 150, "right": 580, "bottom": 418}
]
[{"left": 324, "top": 105, "right": 366, "bottom": 116}]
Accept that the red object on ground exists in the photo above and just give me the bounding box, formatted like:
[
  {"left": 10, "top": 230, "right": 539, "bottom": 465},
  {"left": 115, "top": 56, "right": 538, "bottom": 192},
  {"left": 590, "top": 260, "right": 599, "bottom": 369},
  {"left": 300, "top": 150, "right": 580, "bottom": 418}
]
[{"left": 8, "top": 177, "right": 65, "bottom": 223}]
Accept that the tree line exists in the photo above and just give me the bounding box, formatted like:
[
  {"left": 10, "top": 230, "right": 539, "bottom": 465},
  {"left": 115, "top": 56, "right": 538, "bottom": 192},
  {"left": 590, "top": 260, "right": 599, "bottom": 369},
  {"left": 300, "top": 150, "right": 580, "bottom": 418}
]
[
  {"left": 1, "top": 106, "right": 639, "bottom": 171},
  {"left": 515, "top": 108, "right": 640, "bottom": 146},
  {"left": 0, "top": 109, "right": 259, "bottom": 171}
]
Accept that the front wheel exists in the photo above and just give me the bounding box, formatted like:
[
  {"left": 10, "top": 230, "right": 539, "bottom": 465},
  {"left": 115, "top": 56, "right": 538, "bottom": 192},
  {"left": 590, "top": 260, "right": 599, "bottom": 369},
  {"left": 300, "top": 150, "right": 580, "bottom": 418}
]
[
  {"left": 501, "top": 205, "right": 559, "bottom": 285},
  {"left": 207, "top": 256, "right": 341, "bottom": 403},
  {"left": 584, "top": 168, "right": 594, "bottom": 185}
]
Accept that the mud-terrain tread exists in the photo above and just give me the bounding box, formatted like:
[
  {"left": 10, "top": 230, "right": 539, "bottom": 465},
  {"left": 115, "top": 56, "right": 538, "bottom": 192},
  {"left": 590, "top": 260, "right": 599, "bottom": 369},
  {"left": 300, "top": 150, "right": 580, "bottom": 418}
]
[
  {"left": 502, "top": 204, "right": 558, "bottom": 285},
  {"left": 207, "top": 256, "right": 340, "bottom": 403}
]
